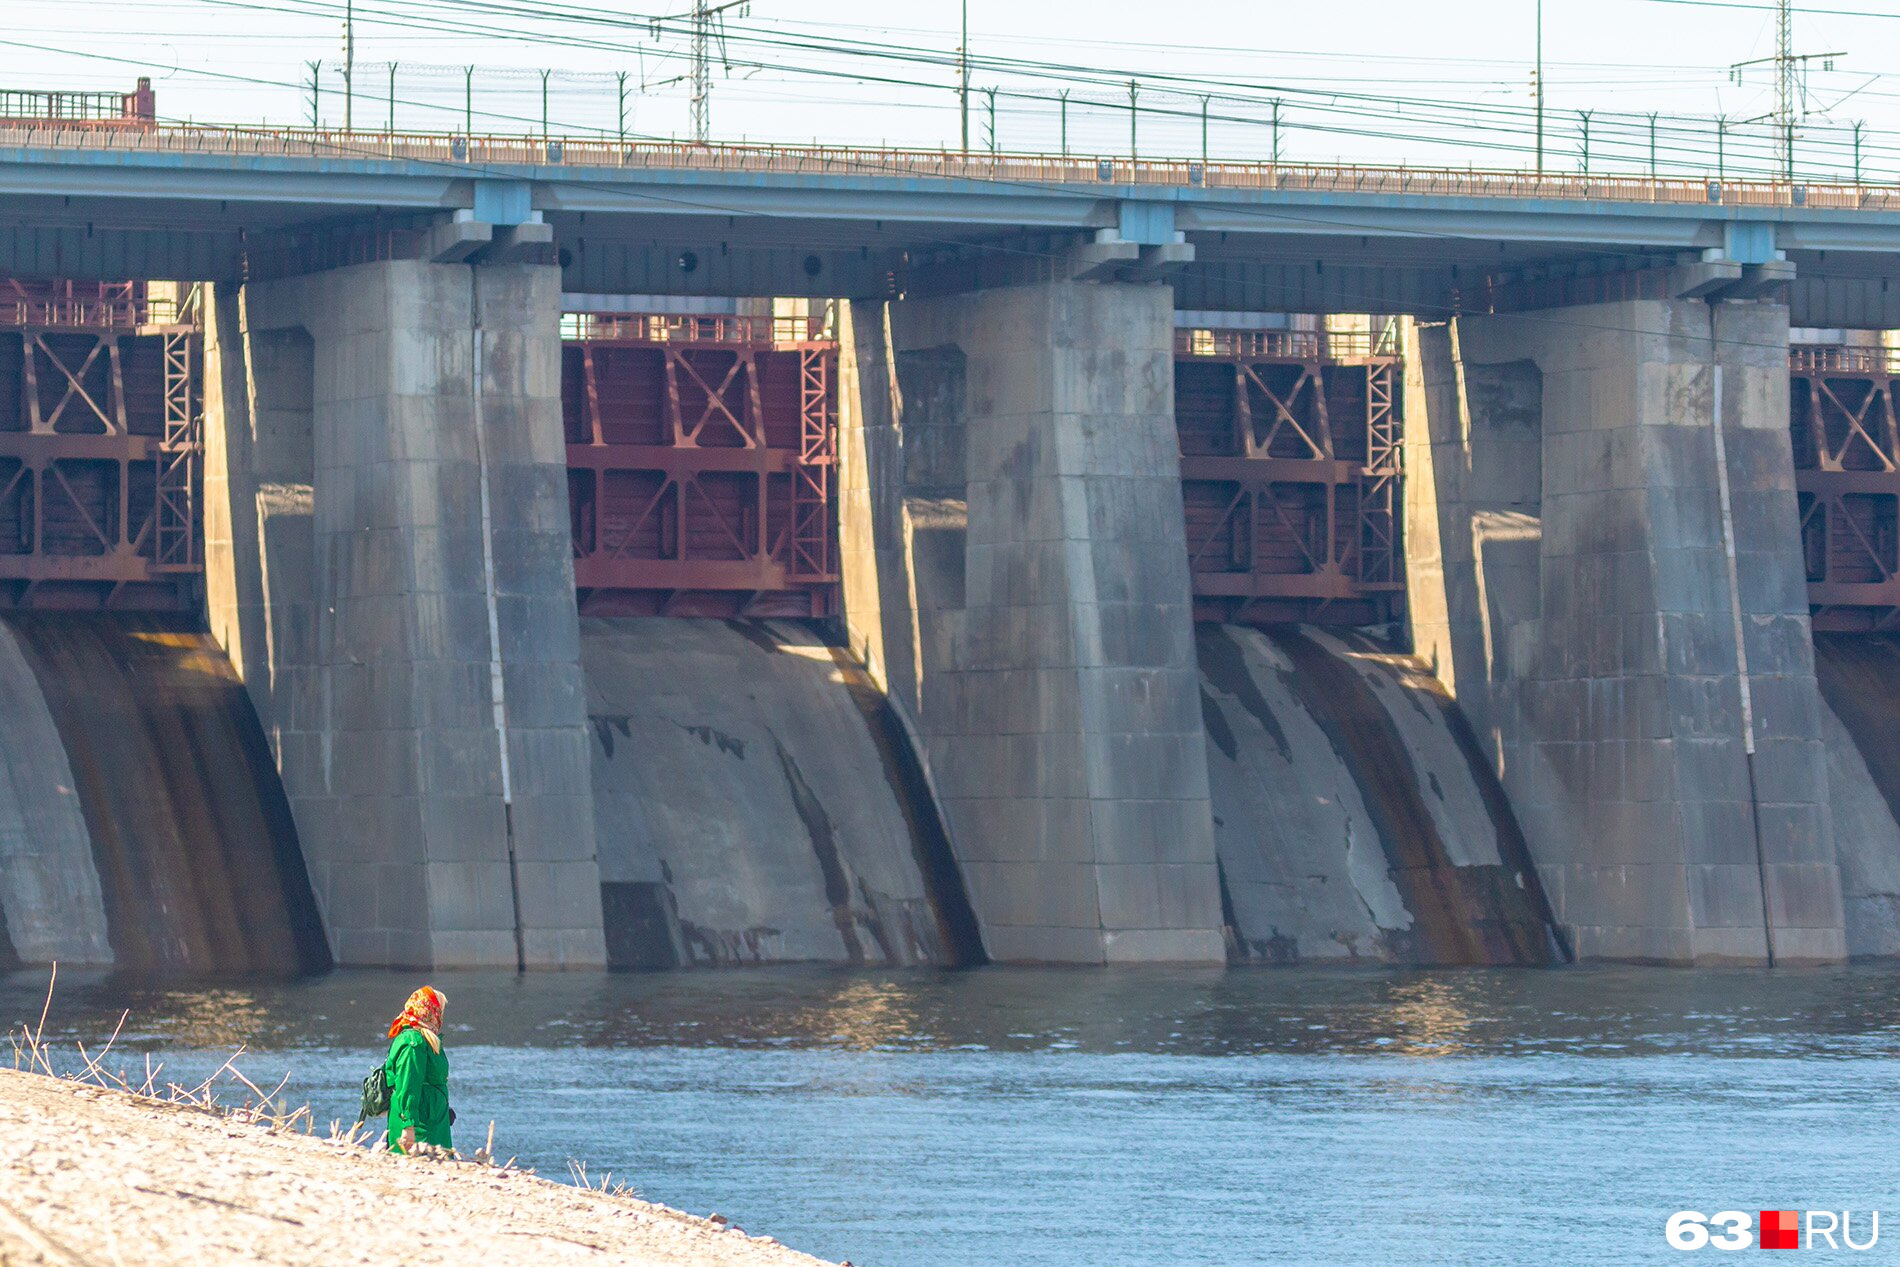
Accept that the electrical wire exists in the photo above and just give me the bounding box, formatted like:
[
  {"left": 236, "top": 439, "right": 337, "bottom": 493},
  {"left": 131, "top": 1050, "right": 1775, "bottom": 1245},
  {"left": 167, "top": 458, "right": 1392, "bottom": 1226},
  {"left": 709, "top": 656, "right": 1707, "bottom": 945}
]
[
  {"left": 0, "top": 30, "right": 1859, "bottom": 363},
  {"left": 16, "top": 0, "right": 1870, "bottom": 185}
]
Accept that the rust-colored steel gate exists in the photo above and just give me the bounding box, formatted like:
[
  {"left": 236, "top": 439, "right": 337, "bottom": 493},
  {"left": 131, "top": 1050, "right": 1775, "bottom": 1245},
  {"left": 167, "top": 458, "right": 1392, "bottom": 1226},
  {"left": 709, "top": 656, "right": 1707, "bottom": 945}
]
[
  {"left": 562, "top": 314, "right": 839, "bottom": 618},
  {"left": 1793, "top": 345, "right": 1900, "bottom": 631},
  {"left": 1174, "top": 326, "right": 1404, "bottom": 626},
  {"left": 0, "top": 282, "right": 202, "bottom": 610}
]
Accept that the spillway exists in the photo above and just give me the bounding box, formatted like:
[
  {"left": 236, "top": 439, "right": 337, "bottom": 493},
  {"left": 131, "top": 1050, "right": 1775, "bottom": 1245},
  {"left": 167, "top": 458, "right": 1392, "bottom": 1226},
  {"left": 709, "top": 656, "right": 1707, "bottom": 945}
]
[
  {"left": 1200, "top": 625, "right": 1561, "bottom": 966},
  {"left": 0, "top": 615, "right": 328, "bottom": 977},
  {"left": 583, "top": 617, "right": 984, "bottom": 969},
  {"left": 1812, "top": 635, "right": 1900, "bottom": 958},
  {"left": 0, "top": 612, "right": 1569, "bottom": 975}
]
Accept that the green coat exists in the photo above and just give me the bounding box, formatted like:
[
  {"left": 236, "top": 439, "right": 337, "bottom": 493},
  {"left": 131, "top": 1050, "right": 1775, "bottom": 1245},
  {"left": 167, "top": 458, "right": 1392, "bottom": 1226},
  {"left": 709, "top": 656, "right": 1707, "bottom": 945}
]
[{"left": 385, "top": 1027, "right": 452, "bottom": 1153}]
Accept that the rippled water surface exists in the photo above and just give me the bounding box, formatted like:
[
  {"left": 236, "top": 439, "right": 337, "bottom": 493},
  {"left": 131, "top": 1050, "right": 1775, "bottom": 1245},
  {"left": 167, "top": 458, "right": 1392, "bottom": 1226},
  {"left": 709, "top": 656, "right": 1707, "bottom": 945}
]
[{"left": 6, "top": 965, "right": 1900, "bottom": 1265}]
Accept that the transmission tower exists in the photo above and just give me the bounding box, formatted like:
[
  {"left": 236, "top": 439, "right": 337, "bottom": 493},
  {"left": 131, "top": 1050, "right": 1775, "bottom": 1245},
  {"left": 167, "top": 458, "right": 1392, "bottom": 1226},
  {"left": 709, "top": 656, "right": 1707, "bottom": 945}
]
[
  {"left": 690, "top": 0, "right": 710, "bottom": 144},
  {"left": 1775, "top": 0, "right": 1794, "bottom": 181},
  {"left": 683, "top": 0, "right": 748, "bottom": 145},
  {"left": 1731, "top": 0, "right": 1841, "bottom": 184}
]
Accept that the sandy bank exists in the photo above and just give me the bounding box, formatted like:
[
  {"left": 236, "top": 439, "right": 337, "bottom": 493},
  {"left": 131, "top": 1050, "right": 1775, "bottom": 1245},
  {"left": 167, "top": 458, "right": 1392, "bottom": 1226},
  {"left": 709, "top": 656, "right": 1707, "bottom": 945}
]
[{"left": 0, "top": 1068, "right": 838, "bottom": 1266}]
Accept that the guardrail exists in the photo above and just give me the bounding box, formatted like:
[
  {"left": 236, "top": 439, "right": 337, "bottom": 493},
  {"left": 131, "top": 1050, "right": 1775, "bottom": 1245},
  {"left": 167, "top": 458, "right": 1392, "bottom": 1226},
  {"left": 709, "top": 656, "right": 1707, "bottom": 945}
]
[
  {"left": 1176, "top": 324, "right": 1401, "bottom": 361},
  {"left": 0, "top": 292, "right": 198, "bottom": 330},
  {"left": 1791, "top": 346, "right": 1900, "bottom": 375},
  {"left": 562, "top": 312, "right": 830, "bottom": 345},
  {"left": 1, "top": 120, "right": 1896, "bottom": 210}
]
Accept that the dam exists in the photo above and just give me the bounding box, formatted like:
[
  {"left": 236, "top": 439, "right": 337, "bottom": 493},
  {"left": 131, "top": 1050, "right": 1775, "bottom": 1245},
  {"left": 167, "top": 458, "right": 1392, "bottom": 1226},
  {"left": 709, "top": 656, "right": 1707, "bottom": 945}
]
[{"left": 2, "top": 105, "right": 1900, "bottom": 971}]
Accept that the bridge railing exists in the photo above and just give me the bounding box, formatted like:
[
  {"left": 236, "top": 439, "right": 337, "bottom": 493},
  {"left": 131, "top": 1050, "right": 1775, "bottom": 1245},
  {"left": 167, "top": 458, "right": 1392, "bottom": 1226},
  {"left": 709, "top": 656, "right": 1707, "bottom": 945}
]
[
  {"left": 1791, "top": 346, "right": 1900, "bottom": 376},
  {"left": 1, "top": 120, "right": 1895, "bottom": 210},
  {"left": 1176, "top": 327, "right": 1401, "bottom": 362},
  {"left": 562, "top": 312, "right": 829, "bottom": 346}
]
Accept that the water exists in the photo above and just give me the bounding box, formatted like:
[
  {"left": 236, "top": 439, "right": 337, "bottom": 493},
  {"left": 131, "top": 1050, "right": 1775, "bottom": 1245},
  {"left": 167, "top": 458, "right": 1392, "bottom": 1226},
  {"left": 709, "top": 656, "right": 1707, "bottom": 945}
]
[{"left": 5, "top": 965, "right": 1900, "bottom": 1265}]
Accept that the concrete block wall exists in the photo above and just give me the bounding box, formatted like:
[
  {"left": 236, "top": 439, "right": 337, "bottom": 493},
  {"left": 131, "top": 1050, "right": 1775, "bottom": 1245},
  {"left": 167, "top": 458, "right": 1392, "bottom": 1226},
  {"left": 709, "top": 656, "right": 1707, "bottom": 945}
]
[
  {"left": 1404, "top": 298, "right": 1846, "bottom": 964},
  {"left": 840, "top": 280, "right": 1224, "bottom": 964},
  {"left": 205, "top": 260, "right": 605, "bottom": 968}
]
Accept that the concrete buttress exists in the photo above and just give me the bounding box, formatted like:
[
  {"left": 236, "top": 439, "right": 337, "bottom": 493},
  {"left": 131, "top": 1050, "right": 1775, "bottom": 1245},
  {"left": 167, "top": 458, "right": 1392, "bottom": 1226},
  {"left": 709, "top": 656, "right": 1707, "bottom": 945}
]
[
  {"left": 204, "top": 260, "right": 606, "bottom": 969},
  {"left": 1404, "top": 297, "right": 1846, "bottom": 965},
  {"left": 839, "top": 280, "right": 1224, "bottom": 964}
]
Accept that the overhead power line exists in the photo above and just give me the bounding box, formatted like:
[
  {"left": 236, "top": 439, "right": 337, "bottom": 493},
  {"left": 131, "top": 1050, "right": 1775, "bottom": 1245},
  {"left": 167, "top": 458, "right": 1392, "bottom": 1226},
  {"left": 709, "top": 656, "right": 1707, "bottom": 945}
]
[{"left": 19, "top": 0, "right": 1900, "bottom": 181}]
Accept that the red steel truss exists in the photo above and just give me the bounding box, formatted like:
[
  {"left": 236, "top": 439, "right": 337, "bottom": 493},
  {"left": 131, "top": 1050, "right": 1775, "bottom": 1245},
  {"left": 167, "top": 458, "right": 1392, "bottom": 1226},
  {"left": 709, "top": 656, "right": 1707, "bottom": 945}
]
[
  {"left": 1792, "top": 345, "right": 1900, "bottom": 632},
  {"left": 1174, "top": 326, "right": 1405, "bottom": 626},
  {"left": 0, "top": 284, "right": 201, "bottom": 610},
  {"left": 0, "top": 79, "right": 155, "bottom": 127},
  {"left": 563, "top": 314, "right": 839, "bottom": 618}
]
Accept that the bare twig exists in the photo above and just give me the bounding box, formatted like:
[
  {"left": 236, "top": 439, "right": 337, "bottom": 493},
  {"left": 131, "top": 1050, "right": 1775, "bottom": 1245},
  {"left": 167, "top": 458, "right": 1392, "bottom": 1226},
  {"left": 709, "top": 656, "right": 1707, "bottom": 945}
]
[
  {"left": 75, "top": 1009, "right": 129, "bottom": 1087},
  {"left": 30, "top": 962, "right": 57, "bottom": 1077}
]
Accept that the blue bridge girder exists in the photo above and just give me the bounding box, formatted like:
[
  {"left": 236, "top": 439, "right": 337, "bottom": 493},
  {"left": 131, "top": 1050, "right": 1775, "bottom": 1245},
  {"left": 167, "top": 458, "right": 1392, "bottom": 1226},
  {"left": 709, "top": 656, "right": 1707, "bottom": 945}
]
[{"left": 0, "top": 127, "right": 1897, "bottom": 325}]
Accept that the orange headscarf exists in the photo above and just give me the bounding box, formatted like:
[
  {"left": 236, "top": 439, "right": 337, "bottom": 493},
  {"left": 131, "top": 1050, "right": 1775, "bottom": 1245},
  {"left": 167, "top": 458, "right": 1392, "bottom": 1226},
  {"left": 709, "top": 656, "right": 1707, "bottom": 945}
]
[{"left": 388, "top": 985, "right": 446, "bottom": 1053}]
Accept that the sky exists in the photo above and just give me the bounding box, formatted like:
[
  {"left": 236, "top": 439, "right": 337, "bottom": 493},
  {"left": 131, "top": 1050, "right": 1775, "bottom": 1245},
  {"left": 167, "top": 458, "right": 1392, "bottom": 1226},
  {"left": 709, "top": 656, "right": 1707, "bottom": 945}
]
[{"left": 5, "top": 0, "right": 1900, "bottom": 181}]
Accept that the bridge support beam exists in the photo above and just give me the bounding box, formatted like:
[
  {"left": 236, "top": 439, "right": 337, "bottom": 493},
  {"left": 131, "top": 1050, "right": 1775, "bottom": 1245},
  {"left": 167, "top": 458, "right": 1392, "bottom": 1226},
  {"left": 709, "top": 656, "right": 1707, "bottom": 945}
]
[
  {"left": 840, "top": 280, "right": 1224, "bottom": 964},
  {"left": 205, "top": 259, "right": 605, "bottom": 969},
  {"left": 1405, "top": 298, "right": 1846, "bottom": 964}
]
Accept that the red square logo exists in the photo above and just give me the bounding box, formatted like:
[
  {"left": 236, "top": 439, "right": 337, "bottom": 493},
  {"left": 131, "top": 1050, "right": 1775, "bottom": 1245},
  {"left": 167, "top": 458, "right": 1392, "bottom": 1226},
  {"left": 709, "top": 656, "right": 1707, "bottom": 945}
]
[{"left": 1762, "top": 1209, "right": 1800, "bottom": 1250}]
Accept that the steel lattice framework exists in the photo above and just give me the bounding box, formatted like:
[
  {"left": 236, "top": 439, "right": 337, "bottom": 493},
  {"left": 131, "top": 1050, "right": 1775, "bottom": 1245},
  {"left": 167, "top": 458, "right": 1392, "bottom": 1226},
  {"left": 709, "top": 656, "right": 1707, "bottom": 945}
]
[
  {"left": 1174, "top": 326, "right": 1405, "bottom": 626},
  {"left": 1793, "top": 345, "right": 1900, "bottom": 631},
  {"left": 0, "top": 284, "right": 202, "bottom": 610},
  {"left": 563, "top": 314, "right": 839, "bottom": 618}
]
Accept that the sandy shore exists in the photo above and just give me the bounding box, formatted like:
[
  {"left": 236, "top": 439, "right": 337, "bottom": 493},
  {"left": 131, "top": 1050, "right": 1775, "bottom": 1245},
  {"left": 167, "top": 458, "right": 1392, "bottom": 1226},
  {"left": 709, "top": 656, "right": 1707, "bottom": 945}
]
[{"left": 0, "top": 1067, "right": 839, "bottom": 1266}]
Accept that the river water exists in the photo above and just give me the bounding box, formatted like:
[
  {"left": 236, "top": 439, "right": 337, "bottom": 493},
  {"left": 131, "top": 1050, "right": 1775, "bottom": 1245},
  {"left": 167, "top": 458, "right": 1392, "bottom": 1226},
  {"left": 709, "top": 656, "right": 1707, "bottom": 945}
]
[{"left": 4, "top": 965, "right": 1898, "bottom": 1265}]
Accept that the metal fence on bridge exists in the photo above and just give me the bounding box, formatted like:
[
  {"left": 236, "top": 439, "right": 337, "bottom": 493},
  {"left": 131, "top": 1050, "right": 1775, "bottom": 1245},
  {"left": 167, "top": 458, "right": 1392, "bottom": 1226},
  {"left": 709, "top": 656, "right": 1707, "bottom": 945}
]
[{"left": 1, "top": 120, "right": 1895, "bottom": 210}]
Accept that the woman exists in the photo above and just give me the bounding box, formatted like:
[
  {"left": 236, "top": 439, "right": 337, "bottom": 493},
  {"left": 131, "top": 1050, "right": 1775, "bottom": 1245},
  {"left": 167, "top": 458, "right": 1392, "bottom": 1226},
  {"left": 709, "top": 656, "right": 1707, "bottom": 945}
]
[{"left": 384, "top": 985, "right": 452, "bottom": 1155}]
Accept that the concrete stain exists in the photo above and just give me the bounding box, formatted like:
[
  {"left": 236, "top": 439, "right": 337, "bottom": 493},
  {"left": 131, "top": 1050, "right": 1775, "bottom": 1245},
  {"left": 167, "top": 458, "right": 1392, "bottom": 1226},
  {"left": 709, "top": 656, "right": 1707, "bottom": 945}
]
[
  {"left": 1199, "top": 685, "right": 1239, "bottom": 761},
  {"left": 770, "top": 733, "right": 868, "bottom": 964},
  {"left": 721, "top": 618, "right": 783, "bottom": 658},
  {"left": 825, "top": 646, "right": 987, "bottom": 968},
  {"left": 589, "top": 714, "right": 633, "bottom": 760},
  {"left": 677, "top": 722, "right": 747, "bottom": 760},
  {"left": 1270, "top": 628, "right": 1556, "bottom": 967},
  {"left": 1196, "top": 627, "right": 1293, "bottom": 764},
  {"left": 677, "top": 919, "right": 785, "bottom": 966},
  {"left": 599, "top": 879, "right": 684, "bottom": 970}
]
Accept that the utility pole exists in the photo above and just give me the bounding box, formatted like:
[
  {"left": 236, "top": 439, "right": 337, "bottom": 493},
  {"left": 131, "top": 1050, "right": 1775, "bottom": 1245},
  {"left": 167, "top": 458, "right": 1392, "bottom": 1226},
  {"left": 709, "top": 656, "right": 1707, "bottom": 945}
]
[
  {"left": 308, "top": 60, "right": 321, "bottom": 128},
  {"left": 617, "top": 71, "right": 629, "bottom": 155},
  {"left": 1534, "top": 0, "right": 1544, "bottom": 174},
  {"left": 341, "top": 0, "right": 354, "bottom": 132},
  {"left": 1128, "top": 79, "right": 1138, "bottom": 159},
  {"left": 959, "top": 0, "right": 970, "bottom": 154}
]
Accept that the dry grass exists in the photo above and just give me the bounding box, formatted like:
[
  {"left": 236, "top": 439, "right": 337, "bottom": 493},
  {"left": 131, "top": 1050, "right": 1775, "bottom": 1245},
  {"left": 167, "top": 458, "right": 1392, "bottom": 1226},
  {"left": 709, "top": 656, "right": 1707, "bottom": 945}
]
[
  {"left": 6, "top": 962, "right": 516, "bottom": 1164},
  {"left": 0, "top": 963, "right": 834, "bottom": 1266}
]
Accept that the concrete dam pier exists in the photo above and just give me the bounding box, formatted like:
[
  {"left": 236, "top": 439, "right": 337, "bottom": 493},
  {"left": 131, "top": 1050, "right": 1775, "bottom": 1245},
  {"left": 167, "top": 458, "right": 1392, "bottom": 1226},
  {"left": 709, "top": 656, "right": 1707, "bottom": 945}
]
[{"left": 7, "top": 133, "right": 1900, "bottom": 970}]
